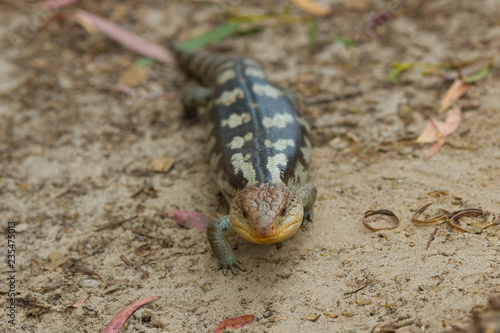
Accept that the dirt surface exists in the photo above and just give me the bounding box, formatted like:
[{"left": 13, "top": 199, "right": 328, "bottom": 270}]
[{"left": 1, "top": 0, "right": 499, "bottom": 332}]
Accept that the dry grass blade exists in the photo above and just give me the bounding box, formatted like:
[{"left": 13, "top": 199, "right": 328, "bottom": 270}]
[
  {"left": 362, "top": 209, "right": 400, "bottom": 231},
  {"left": 438, "top": 79, "right": 472, "bottom": 114}
]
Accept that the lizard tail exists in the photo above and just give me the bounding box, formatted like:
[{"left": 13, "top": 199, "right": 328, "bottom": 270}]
[{"left": 170, "top": 45, "right": 233, "bottom": 86}]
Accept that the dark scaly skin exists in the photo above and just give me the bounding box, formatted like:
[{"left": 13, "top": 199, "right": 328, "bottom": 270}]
[{"left": 173, "top": 47, "right": 317, "bottom": 275}]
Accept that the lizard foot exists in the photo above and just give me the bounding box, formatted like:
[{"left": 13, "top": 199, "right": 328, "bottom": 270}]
[{"left": 216, "top": 255, "right": 244, "bottom": 276}]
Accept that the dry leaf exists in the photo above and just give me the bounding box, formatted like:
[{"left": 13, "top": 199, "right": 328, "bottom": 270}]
[
  {"left": 69, "top": 295, "right": 91, "bottom": 308},
  {"left": 291, "top": 0, "right": 332, "bottom": 16},
  {"left": 304, "top": 313, "right": 321, "bottom": 321},
  {"left": 101, "top": 296, "right": 160, "bottom": 333},
  {"left": 416, "top": 107, "right": 461, "bottom": 158},
  {"left": 416, "top": 107, "right": 461, "bottom": 144},
  {"left": 214, "top": 315, "right": 254, "bottom": 333},
  {"left": 118, "top": 65, "right": 147, "bottom": 87},
  {"left": 169, "top": 210, "right": 210, "bottom": 233},
  {"left": 438, "top": 79, "right": 472, "bottom": 114},
  {"left": 148, "top": 156, "right": 174, "bottom": 173}
]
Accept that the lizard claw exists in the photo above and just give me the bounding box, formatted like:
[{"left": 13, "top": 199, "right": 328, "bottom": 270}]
[{"left": 216, "top": 255, "right": 244, "bottom": 276}]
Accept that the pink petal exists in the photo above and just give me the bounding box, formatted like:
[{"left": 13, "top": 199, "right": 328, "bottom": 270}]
[{"left": 101, "top": 296, "right": 160, "bottom": 333}]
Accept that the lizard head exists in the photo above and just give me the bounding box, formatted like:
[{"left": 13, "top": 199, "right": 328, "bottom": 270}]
[{"left": 230, "top": 183, "right": 304, "bottom": 244}]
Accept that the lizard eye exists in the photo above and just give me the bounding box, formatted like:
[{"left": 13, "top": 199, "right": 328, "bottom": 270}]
[{"left": 280, "top": 206, "right": 287, "bottom": 217}]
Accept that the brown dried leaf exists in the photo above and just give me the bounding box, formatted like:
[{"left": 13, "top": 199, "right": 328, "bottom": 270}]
[
  {"left": 118, "top": 65, "right": 147, "bottom": 87},
  {"left": 170, "top": 210, "right": 210, "bottom": 233},
  {"left": 148, "top": 156, "right": 174, "bottom": 173},
  {"left": 214, "top": 315, "right": 254, "bottom": 333},
  {"left": 69, "top": 295, "right": 91, "bottom": 308},
  {"left": 438, "top": 79, "right": 472, "bottom": 114},
  {"left": 304, "top": 313, "right": 321, "bottom": 321},
  {"left": 291, "top": 0, "right": 332, "bottom": 16},
  {"left": 101, "top": 296, "right": 160, "bottom": 333}
]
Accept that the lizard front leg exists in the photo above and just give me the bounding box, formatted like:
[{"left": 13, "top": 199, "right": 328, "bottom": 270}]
[
  {"left": 298, "top": 183, "right": 317, "bottom": 227},
  {"left": 207, "top": 215, "right": 244, "bottom": 275},
  {"left": 181, "top": 87, "right": 213, "bottom": 119}
]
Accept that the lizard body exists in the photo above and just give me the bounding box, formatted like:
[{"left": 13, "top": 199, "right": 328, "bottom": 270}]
[{"left": 174, "top": 48, "right": 317, "bottom": 275}]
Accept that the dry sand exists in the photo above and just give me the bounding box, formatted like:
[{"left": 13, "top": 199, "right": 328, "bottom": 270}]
[{"left": 0, "top": 0, "right": 499, "bottom": 332}]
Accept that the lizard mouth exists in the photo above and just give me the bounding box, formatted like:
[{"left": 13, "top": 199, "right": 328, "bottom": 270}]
[{"left": 233, "top": 218, "right": 302, "bottom": 244}]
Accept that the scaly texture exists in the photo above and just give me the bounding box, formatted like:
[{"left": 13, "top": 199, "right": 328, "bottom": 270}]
[{"left": 174, "top": 47, "right": 317, "bottom": 275}]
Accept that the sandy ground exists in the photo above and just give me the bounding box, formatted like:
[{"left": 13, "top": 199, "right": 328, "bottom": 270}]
[{"left": 1, "top": 0, "right": 499, "bottom": 332}]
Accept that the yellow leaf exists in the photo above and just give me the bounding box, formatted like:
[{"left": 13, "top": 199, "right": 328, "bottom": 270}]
[{"left": 292, "top": 0, "right": 332, "bottom": 17}]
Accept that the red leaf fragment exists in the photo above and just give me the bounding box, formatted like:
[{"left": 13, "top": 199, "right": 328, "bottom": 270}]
[
  {"left": 101, "top": 296, "right": 160, "bottom": 333},
  {"left": 438, "top": 79, "right": 472, "bottom": 114},
  {"left": 74, "top": 10, "right": 177, "bottom": 64},
  {"left": 214, "top": 315, "right": 255, "bottom": 333},
  {"left": 40, "top": 0, "right": 79, "bottom": 10},
  {"left": 366, "top": 10, "right": 393, "bottom": 39},
  {"left": 69, "top": 295, "right": 91, "bottom": 308},
  {"left": 170, "top": 210, "right": 210, "bottom": 233}
]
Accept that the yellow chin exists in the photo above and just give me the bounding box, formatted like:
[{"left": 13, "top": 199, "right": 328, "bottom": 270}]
[{"left": 233, "top": 219, "right": 302, "bottom": 244}]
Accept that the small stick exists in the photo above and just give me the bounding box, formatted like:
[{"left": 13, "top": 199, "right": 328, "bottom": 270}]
[{"left": 425, "top": 228, "right": 438, "bottom": 250}]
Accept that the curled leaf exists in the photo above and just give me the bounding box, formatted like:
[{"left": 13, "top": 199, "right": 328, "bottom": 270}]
[
  {"left": 102, "top": 296, "right": 160, "bottom": 333},
  {"left": 214, "top": 315, "right": 254, "bottom": 333},
  {"left": 362, "top": 209, "right": 400, "bottom": 231}
]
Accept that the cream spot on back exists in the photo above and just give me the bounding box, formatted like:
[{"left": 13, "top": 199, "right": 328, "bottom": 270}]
[
  {"left": 216, "top": 69, "right": 236, "bottom": 84},
  {"left": 231, "top": 153, "right": 256, "bottom": 184},
  {"left": 297, "top": 116, "right": 311, "bottom": 132},
  {"left": 216, "top": 87, "right": 244, "bottom": 106},
  {"left": 262, "top": 113, "right": 295, "bottom": 128},
  {"left": 227, "top": 132, "right": 254, "bottom": 149},
  {"left": 245, "top": 67, "right": 265, "bottom": 78},
  {"left": 252, "top": 83, "right": 283, "bottom": 99},
  {"left": 267, "top": 153, "right": 288, "bottom": 182},
  {"left": 264, "top": 139, "right": 295, "bottom": 150},
  {"left": 221, "top": 112, "right": 251, "bottom": 128}
]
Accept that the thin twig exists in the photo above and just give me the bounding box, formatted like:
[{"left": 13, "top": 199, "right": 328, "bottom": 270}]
[{"left": 425, "top": 228, "right": 438, "bottom": 250}]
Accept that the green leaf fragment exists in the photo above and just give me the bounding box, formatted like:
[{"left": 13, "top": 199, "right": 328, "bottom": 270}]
[
  {"left": 136, "top": 57, "right": 155, "bottom": 67},
  {"left": 308, "top": 18, "right": 318, "bottom": 53},
  {"left": 177, "top": 23, "right": 241, "bottom": 51},
  {"left": 464, "top": 66, "right": 490, "bottom": 83},
  {"left": 387, "top": 62, "right": 416, "bottom": 83},
  {"left": 332, "top": 36, "right": 356, "bottom": 49}
]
